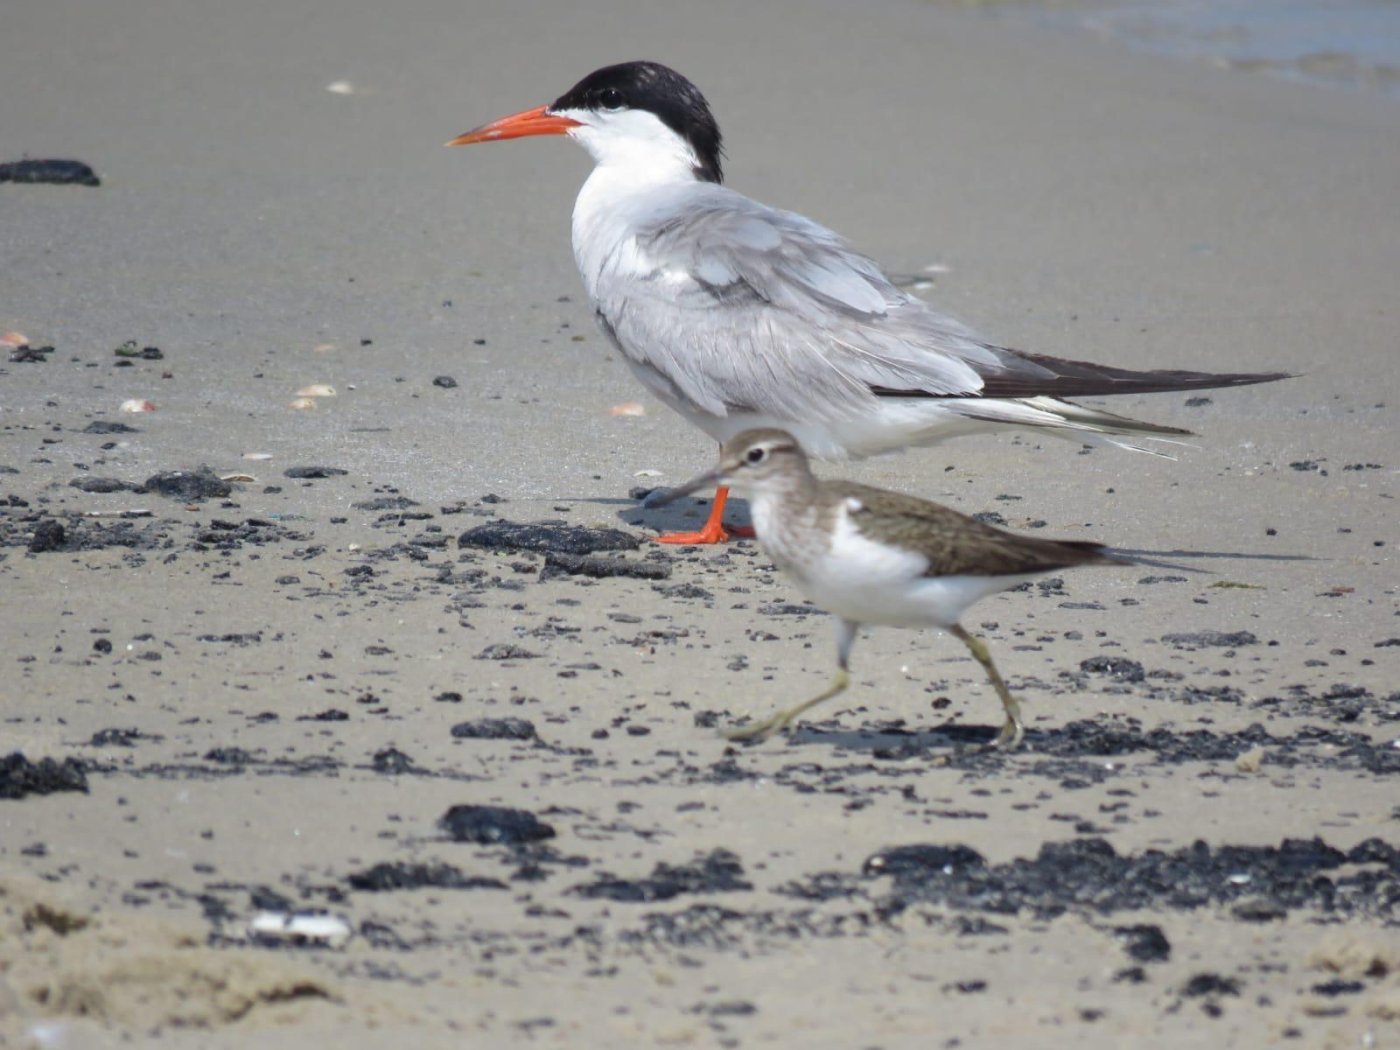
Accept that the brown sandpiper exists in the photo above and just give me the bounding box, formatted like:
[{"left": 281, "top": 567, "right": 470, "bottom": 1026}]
[{"left": 653, "top": 428, "right": 1130, "bottom": 748}]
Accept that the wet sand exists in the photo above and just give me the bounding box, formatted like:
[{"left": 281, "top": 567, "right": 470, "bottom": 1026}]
[{"left": 2, "top": 0, "right": 1398, "bottom": 1046}]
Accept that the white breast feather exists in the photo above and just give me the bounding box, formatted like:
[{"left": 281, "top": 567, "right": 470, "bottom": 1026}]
[{"left": 785, "top": 503, "right": 1038, "bottom": 628}]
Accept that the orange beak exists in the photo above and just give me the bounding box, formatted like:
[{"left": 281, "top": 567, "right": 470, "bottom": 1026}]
[{"left": 446, "top": 104, "right": 582, "bottom": 147}]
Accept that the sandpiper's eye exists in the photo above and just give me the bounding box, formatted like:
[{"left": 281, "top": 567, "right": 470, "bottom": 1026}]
[
  {"left": 597, "top": 88, "right": 625, "bottom": 111},
  {"left": 745, "top": 447, "right": 766, "bottom": 464}
]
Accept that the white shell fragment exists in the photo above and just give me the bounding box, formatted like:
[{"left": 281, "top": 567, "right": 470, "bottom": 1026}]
[
  {"left": 248, "top": 910, "right": 353, "bottom": 949},
  {"left": 296, "top": 384, "right": 336, "bottom": 398},
  {"left": 242, "top": 452, "right": 273, "bottom": 461},
  {"left": 610, "top": 402, "right": 646, "bottom": 417},
  {"left": 325, "top": 80, "right": 355, "bottom": 95},
  {"left": 633, "top": 469, "right": 663, "bottom": 478},
  {"left": 219, "top": 473, "right": 257, "bottom": 483},
  {"left": 288, "top": 398, "right": 317, "bottom": 410},
  {"left": 120, "top": 399, "right": 157, "bottom": 413}
]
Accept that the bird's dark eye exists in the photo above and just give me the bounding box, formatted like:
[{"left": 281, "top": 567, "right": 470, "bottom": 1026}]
[
  {"left": 597, "top": 87, "right": 625, "bottom": 111},
  {"left": 745, "top": 447, "right": 766, "bottom": 464}
]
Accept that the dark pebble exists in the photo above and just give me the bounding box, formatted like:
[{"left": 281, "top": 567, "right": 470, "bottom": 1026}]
[
  {"left": 459, "top": 519, "right": 641, "bottom": 556},
  {"left": 28, "top": 519, "right": 66, "bottom": 553},
  {"left": 370, "top": 748, "right": 415, "bottom": 774},
  {"left": 1113, "top": 924, "right": 1171, "bottom": 963},
  {"left": 474, "top": 644, "right": 539, "bottom": 661},
  {"left": 702, "top": 1001, "right": 757, "bottom": 1017},
  {"left": 69, "top": 477, "right": 137, "bottom": 494},
  {"left": 451, "top": 717, "right": 537, "bottom": 741},
  {"left": 572, "top": 849, "right": 750, "bottom": 902},
  {"left": 1079, "top": 656, "right": 1146, "bottom": 683},
  {"left": 82, "top": 421, "right": 138, "bottom": 434},
  {"left": 656, "top": 582, "right": 713, "bottom": 601},
  {"left": 204, "top": 747, "right": 253, "bottom": 764},
  {"left": 1232, "top": 899, "right": 1287, "bottom": 922},
  {"left": 756, "top": 602, "right": 815, "bottom": 616},
  {"left": 348, "top": 861, "right": 506, "bottom": 892},
  {"left": 0, "top": 753, "right": 89, "bottom": 799},
  {"left": 9, "top": 345, "right": 54, "bottom": 363},
  {"left": 283, "top": 466, "right": 349, "bottom": 479},
  {"left": 438, "top": 804, "right": 556, "bottom": 845},
  {"left": 538, "top": 551, "right": 671, "bottom": 581},
  {"left": 352, "top": 496, "right": 420, "bottom": 511},
  {"left": 143, "top": 466, "right": 231, "bottom": 501},
  {"left": 0, "top": 159, "right": 100, "bottom": 186},
  {"left": 113, "top": 341, "right": 163, "bottom": 360},
  {"left": 1182, "top": 973, "right": 1241, "bottom": 997},
  {"left": 432, "top": 375, "right": 458, "bottom": 388},
  {"left": 90, "top": 727, "right": 151, "bottom": 747},
  {"left": 863, "top": 844, "right": 986, "bottom": 879},
  {"left": 1161, "top": 631, "right": 1258, "bottom": 649}
]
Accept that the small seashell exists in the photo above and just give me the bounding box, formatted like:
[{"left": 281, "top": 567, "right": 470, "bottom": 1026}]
[
  {"left": 313, "top": 343, "right": 335, "bottom": 354},
  {"left": 297, "top": 383, "right": 336, "bottom": 397},
  {"left": 242, "top": 452, "right": 273, "bottom": 461},
  {"left": 1235, "top": 746, "right": 1266, "bottom": 774},
  {"left": 220, "top": 473, "right": 257, "bottom": 483},
  {"left": 288, "top": 398, "right": 317, "bottom": 410},
  {"left": 325, "top": 80, "right": 355, "bottom": 95},
  {"left": 610, "top": 402, "right": 646, "bottom": 417},
  {"left": 120, "top": 399, "right": 157, "bottom": 413},
  {"left": 633, "top": 469, "right": 662, "bottom": 478},
  {"left": 0, "top": 331, "right": 29, "bottom": 348}
]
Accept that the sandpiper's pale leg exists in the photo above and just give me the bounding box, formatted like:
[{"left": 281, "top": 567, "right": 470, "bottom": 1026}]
[
  {"left": 949, "top": 623, "right": 1024, "bottom": 749},
  {"left": 725, "top": 618, "right": 859, "bottom": 743}
]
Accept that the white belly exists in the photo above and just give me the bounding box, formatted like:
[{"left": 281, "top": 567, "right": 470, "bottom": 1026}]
[
  {"left": 626, "top": 372, "right": 996, "bottom": 462},
  {"left": 756, "top": 496, "right": 1035, "bottom": 628}
]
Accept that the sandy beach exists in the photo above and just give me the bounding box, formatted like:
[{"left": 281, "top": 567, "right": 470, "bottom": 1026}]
[{"left": 2, "top": 0, "right": 1398, "bottom": 1046}]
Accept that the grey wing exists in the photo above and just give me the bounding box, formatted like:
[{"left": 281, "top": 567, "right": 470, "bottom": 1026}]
[
  {"left": 603, "top": 185, "right": 1006, "bottom": 421},
  {"left": 596, "top": 186, "right": 1292, "bottom": 422}
]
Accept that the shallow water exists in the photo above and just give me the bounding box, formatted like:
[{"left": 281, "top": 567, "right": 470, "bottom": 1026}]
[{"left": 971, "top": 0, "right": 1400, "bottom": 96}]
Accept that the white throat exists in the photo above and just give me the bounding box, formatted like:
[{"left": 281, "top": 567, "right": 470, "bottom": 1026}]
[{"left": 563, "top": 108, "right": 703, "bottom": 299}]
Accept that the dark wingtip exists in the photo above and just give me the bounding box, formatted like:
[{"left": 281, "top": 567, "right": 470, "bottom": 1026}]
[{"left": 975, "top": 349, "right": 1301, "bottom": 399}]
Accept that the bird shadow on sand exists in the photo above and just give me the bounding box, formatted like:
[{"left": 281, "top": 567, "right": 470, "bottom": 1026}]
[
  {"left": 555, "top": 493, "right": 758, "bottom": 537},
  {"left": 739, "top": 721, "right": 1005, "bottom": 760},
  {"left": 1110, "top": 546, "right": 1318, "bottom": 568}
]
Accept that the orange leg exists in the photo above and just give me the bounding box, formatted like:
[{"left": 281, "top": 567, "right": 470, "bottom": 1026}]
[{"left": 655, "top": 485, "right": 755, "bottom": 545}]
